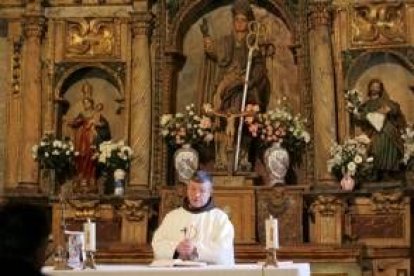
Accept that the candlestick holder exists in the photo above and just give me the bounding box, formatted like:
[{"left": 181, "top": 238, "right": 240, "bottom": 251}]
[
  {"left": 264, "top": 248, "right": 278, "bottom": 267},
  {"left": 83, "top": 251, "right": 96, "bottom": 269},
  {"left": 53, "top": 193, "right": 72, "bottom": 270},
  {"left": 53, "top": 245, "right": 72, "bottom": 270}
]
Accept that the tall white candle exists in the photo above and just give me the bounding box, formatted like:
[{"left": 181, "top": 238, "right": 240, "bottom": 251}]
[
  {"left": 265, "top": 215, "right": 279, "bottom": 249},
  {"left": 83, "top": 218, "right": 96, "bottom": 252}
]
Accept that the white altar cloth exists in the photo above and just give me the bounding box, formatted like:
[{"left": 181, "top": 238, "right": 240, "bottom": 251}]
[{"left": 43, "top": 263, "right": 310, "bottom": 276}]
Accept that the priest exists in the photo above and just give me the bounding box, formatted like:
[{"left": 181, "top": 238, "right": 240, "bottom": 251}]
[{"left": 152, "top": 170, "right": 235, "bottom": 265}]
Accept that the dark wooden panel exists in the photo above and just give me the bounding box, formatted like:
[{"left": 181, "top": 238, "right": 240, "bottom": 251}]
[{"left": 351, "top": 214, "right": 404, "bottom": 239}]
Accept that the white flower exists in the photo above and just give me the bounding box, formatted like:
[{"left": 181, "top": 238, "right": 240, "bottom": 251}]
[
  {"left": 204, "top": 133, "right": 214, "bottom": 142},
  {"left": 354, "top": 155, "right": 363, "bottom": 164},
  {"left": 160, "top": 114, "right": 172, "bottom": 126},
  {"left": 53, "top": 140, "right": 62, "bottom": 148},
  {"left": 347, "top": 162, "right": 356, "bottom": 174},
  {"left": 301, "top": 131, "right": 311, "bottom": 143},
  {"left": 121, "top": 146, "right": 133, "bottom": 156},
  {"left": 203, "top": 103, "right": 213, "bottom": 113},
  {"left": 366, "top": 157, "right": 374, "bottom": 162}
]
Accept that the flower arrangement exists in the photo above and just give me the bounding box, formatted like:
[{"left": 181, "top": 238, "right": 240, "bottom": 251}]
[
  {"left": 98, "top": 140, "right": 133, "bottom": 172},
  {"left": 402, "top": 124, "right": 414, "bottom": 169},
  {"left": 160, "top": 103, "right": 214, "bottom": 148},
  {"left": 327, "top": 134, "right": 374, "bottom": 181},
  {"left": 344, "top": 88, "right": 363, "bottom": 116},
  {"left": 244, "top": 100, "right": 310, "bottom": 166},
  {"left": 32, "top": 133, "right": 77, "bottom": 181}
]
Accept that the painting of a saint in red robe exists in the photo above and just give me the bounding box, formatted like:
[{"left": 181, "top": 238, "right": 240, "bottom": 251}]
[{"left": 69, "top": 82, "right": 111, "bottom": 191}]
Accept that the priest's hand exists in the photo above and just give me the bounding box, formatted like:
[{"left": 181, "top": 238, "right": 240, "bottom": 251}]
[{"left": 176, "top": 239, "right": 198, "bottom": 260}]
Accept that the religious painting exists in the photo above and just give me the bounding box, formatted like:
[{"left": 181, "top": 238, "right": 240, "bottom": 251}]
[{"left": 56, "top": 67, "right": 125, "bottom": 193}]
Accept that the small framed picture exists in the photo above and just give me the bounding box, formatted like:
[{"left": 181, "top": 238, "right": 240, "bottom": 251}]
[{"left": 65, "top": 231, "right": 85, "bottom": 269}]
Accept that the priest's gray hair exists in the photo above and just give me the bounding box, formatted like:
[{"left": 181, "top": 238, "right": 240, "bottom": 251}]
[{"left": 190, "top": 170, "right": 213, "bottom": 187}]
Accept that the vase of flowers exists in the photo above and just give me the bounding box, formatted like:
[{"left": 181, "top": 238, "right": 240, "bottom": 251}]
[
  {"left": 173, "top": 143, "right": 199, "bottom": 184},
  {"left": 160, "top": 103, "right": 214, "bottom": 183},
  {"left": 327, "top": 134, "right": 374, "bottom": 190},
  {"left": 344, "top": 88, "right": 363, "bottom": 116},
  {"left": 32, "top": 133, "right": 77, "bottom": 195},
  {"left": 263, "top": 141, "right": 290, "bottom": 186},
  {"left": 244, "top": 101, "right": 310, "bottom": 185},
  {"left": 340, "top": 173, "right": 355, "bottom": 191},
  {"left": 98, "top": 140, "right": 133, "bottom": 195},
  {"left": 113, "top": 168, "right": 126, "bottom": 196}
]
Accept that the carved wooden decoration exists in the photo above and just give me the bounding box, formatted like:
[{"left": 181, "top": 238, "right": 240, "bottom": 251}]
[
  {"left": 67, "top": 199, "right": 100, "bottom": 220},
  {"left": 117, "top": 200, "right": 149, "bottom": 244},
  {"left": 351, "top": 2, "right": 406, "bottom": 46},
  {"left": 345, "top": 192, "right": 410, "bottom": 247},
  {"left": 65, "top": 18, "right": 118, "bottom": 58},
  {"left": 309, "top": 195, "right": 344, "bottom": 245},
  {"left": 11, "top": 37, "right": 22, "bottom": 95},
  {"left": 256, "top": 187, "right": 304, "bottom": 245}
]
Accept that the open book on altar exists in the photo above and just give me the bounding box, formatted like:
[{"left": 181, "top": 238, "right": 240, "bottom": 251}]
[{"left": 149, "top": 259, "right": 207, "bottom": 267}]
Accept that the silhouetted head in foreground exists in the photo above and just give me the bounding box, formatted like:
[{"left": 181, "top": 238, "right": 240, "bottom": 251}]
[{"left": 0, "top": 202, "right": 51, "bottom": 273}]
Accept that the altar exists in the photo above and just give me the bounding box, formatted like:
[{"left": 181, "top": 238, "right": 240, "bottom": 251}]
[{"left": 43, "top": 263, "right": 310, "bottom": 276}]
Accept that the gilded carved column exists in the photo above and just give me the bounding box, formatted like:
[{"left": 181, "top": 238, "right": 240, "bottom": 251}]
[
  {"left": 129, "top": 11, "right": 153, "bottom": 189},
  {"left": 5, "top": 36, "right": 22, "bottom": 189},
  {"left": 0, "top": 23, "right": 8, "bottom": 191},
  {"left": 19, "top": 14, "right": 45, "bottom": 190},
  {"left": 308, "top": 1, "right": 337, "bottom": 185},
  {"left": 161, "top": 50, "right": 185, "bottom": 184}
]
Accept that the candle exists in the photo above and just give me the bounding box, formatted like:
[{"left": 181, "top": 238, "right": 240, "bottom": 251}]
[
  {"left": 265, "top": 215, "right": 279, "bottom": 249},
  {"left": 83, "top": 218, "right": 96, "bottom": 252}
]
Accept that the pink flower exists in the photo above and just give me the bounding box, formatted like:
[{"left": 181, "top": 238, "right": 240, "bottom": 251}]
[
  {"left": 200, "top": 117, "right": 212, "bottom": 129},
  {"left": 249, "top": 123, "right": 259, "bottom": 133},
  {"left": 246, "top": 104, "right": 260, "bottom": 112},
  {"left": 245, "top": 116, "right": 254, "bottom": 124}
]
